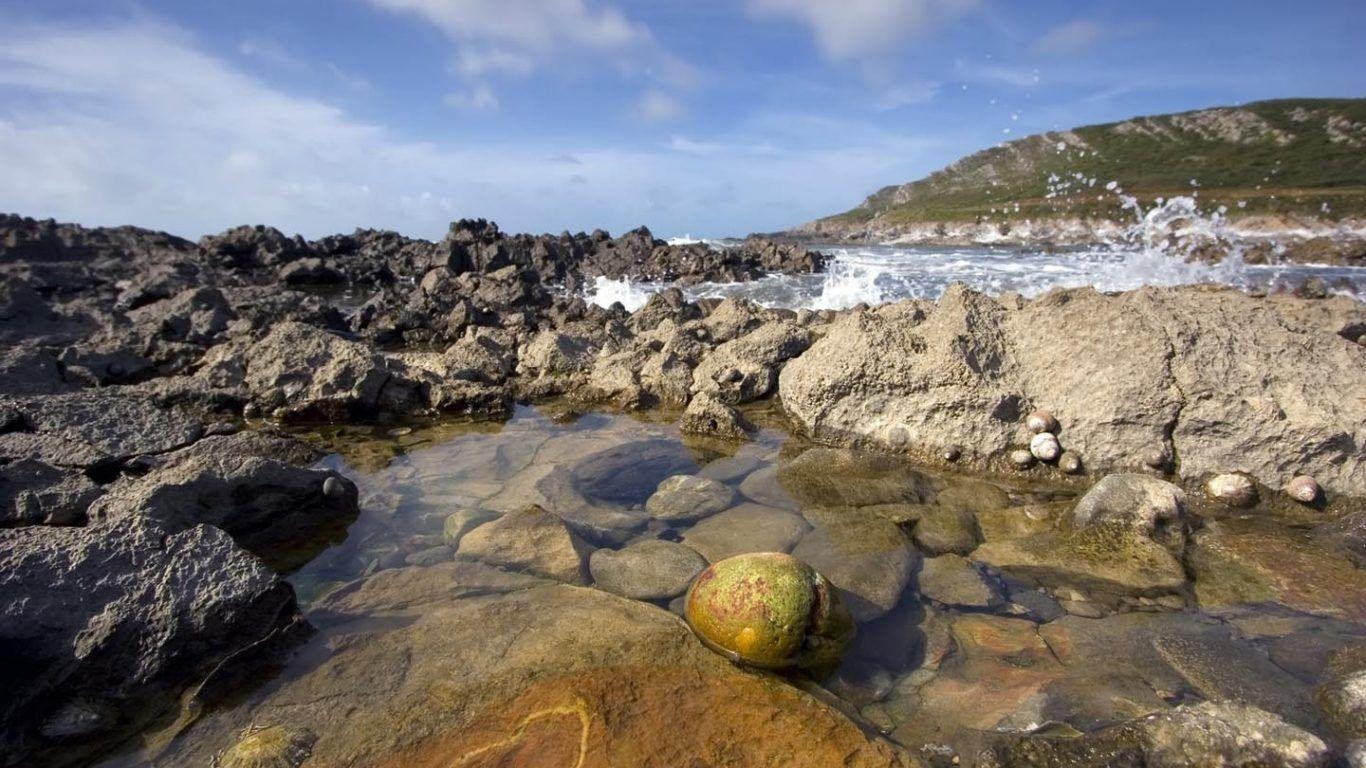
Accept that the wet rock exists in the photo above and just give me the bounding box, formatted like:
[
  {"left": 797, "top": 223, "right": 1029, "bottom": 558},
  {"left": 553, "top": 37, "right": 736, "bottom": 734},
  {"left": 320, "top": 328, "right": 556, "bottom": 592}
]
[
  {"left": 1072, "top": 474, "right": 1187, "bottom": 552},
  {"left": 457, "top": 505, "right": 595, "bottom": 584},
  {"left": 404, "top": 545, "right": 452, "bottom": 567},
  {"left": 213, "top": 724, "right": 316, "bottom": 768},
  {"left": 976, "top": 501, "right": 1068, "bottom": 542},
  {"left": 315, "top": 560, "right": 547, "bottom": 617},
  {"left": 971, "top": 519, "right": 1188, "bottom": 607},
  {"left": 684, "top": 552, "right": 855, "bottom": 674},
  {"left": 793, "top": 508, "right": 919, "bottom": 621},
  {"left": 589, "top": 539, "right": 707, "bottom": 600},
  {"left": 1286, "top": 475, "right": 1322, "bottom": 504},
  {"left": 681, "top": 502, "right": 809, "bottom": 563},
  {"left": 0, "top": 517, "right": 303, "bottom": 764},
  {"left": 1316, "top": 670, "right": 1366, "bottom": 741},
  {"left": 1026, "top": 410, "right": 1059, "bottom": 434},
  {"left": 157, "top": 584, "right": 909, "bottom": 767},
  {"left": 1311, "top": 510, "right": 1366, "bottom": 567},
  {"left": 996, "top": 701, "right": 1331, "bottom": 768},
  {"left": 487, "top": 462, "right": 647, "bottom": 546},
  {"left": 441, "top": 508, "right": 497, "bottom": 547},
  {"left": 778, "top": 447, "right": 935, "bottom": 509},
  {"left": 1188, "top": 520, "right": 1366, "bottom": 621},
  {"left": 917, "top": 554, "right": 1003, "bottom": 609},
  {"left": 679, "top": 391, "right": 754, "bottom": 440},
  {"left": 1347, "top": 741, "right": 1366, "bottom": 768},
  {"left": 1207, "top": 472, "right": 1258, "bottom": 507},
  {"left": 911, "top": 505, "right": 981, "bottom": 556},
  {"left": 1029, "top": 432, "right": 1062, "bottom": 462},
  {"left": 644, "top": 474, "right": 736, "bottom": 523}
]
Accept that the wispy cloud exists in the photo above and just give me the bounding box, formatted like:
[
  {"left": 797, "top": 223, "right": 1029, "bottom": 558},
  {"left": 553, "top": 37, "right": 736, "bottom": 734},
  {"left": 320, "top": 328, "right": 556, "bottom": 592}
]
[
  {"left": 876, "top": 81, "right": 940, "bottom": 111},
  {"left": 634, "top": 88, "right": 685, "bottom": 123},
  {"left": 0, "top": 16, "right": 944, "bottom": 238},
  {"left": 443, "top": 84, "right": 499, "bottom": 111},
  {"left": 1031, "top": 20, "right": 1106, "bottom": 56},
  {"left": 745, "top": 0, "right": 980, "bottom": 61}
]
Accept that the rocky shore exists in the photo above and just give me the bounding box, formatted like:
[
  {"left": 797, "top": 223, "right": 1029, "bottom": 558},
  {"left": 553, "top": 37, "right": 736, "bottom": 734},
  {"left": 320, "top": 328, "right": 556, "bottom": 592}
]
[{"left": 3, "top": 212, "right": 1365, "bottom": 767}]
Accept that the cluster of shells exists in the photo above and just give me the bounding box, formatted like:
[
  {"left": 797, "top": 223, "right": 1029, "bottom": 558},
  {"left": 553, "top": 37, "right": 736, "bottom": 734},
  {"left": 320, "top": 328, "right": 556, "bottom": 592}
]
[{"left": 1008, "top": 410, "right": 1082, "bottom": 475}]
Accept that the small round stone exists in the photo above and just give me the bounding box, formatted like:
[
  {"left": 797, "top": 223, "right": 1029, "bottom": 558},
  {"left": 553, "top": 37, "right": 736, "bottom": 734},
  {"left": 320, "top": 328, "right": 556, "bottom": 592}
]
[
  {"left": 1058, "top": 452, "right": 1084, "bottom": 475},
  {"left": 1029, "top": 432, "right": 1062, "bottom": 463},
  {"left": 1009, "top": 449, "right": 1036, "bottom": 470},
  {"left": 322, "top": 476, "right": 345, "bottom": 499},
  {"left": 684, "top": 552, "right": 854, "bottom": 674},
  {"left": 1207, "top": 473, "right": 1257, "bottom": 507},
  {"left": 886, "top": 425, "right": 909, "bottom": 447},
  {"left": 943, "top": 446, "right": 962, "bottom": 462},
  {"left": 1285, "top": 475, "right": 1321, "bottom": 504},
  {"left": 1025, "top": 410, "right": 1059, "bottom": 435},
  {"left": 214, "top": 724, "right": 316, "bottom": 768},
  {"left": 1142, "top": 448, "right": 1170, "bottom": 470}
]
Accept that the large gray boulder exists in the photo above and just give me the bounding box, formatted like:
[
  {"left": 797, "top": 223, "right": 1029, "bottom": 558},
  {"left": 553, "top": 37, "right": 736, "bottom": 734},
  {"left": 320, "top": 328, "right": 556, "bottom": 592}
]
[
  {"left": 779, "top": 285, "right": 1366, "bottom": 495},
  {"left": 0, "top": 517, "right": 304, "bottom": 765}
]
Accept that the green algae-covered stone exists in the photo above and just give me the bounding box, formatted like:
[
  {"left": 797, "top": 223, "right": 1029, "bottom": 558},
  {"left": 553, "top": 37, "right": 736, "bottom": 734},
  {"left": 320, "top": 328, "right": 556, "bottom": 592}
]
[
  {"left": 684, "top": 552, "right": 854, "bottom": 674},
  {"left": 213, "top": 724, "right": 316, "bottom": 768}
]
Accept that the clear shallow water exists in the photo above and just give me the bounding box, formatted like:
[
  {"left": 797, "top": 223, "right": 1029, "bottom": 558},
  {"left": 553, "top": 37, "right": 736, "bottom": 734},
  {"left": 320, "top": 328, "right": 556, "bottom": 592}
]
[
  {"left": 98, "top": 405, "right": 1366, "bottom": 765},
  {"left": 589, "top": 244, "right": 1366, "bottom": 312}
]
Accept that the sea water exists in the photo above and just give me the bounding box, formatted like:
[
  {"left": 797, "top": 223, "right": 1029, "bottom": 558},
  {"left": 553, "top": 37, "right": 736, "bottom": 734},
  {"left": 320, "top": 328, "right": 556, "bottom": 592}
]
[{"left": 591, "top": 197, "right": 1366, "bottom": 311}]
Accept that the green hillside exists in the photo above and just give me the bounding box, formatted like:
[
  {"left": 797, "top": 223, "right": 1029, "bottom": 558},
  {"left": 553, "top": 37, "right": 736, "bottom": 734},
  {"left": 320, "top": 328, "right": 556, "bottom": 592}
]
[{"left": 815, "top": 98, "right": 1366, "bottom": 231}]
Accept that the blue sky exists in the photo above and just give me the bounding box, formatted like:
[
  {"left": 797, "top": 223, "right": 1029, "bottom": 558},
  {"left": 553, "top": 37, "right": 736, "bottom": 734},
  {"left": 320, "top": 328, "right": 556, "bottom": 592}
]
[{"left": 0, "top": 0, "right": 1362, "bottom": 239}]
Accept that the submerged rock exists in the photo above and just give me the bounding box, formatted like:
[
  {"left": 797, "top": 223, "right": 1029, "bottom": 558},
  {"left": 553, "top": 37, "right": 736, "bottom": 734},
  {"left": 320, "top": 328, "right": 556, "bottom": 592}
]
[
  {"left": 644, "top": 474, "right": 736, "bottom": 523},
  {"left": 793, "top": 507, "right": 919, "bottom": 622},
  {"left": 996, "top": 701, "right": 1331, "bottom": 768},
  {"left": 457, "top": 504, "right": 595, "bottom": 584},
  {"left": 589, "top": 538, "right": 707, "bottom": 600},
  {"left": 681, "top": 502, "right": 809, "bottom": 563},
  {"left": 1072, "top": 474, "right": 1187, "bottom": 552},
  {"left": 213, "top": 724, "right": 316, "bottom": 768},
  {"left": 684, "top": 552, "right": 854, "bottom": 674},
  {"left": 1316, "top": 669, "right": 1366, "bottom": 741}
]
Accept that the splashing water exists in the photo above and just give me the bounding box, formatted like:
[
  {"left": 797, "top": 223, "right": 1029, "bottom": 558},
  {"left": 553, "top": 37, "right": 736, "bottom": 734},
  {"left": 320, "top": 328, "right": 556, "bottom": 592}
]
[{"left": 585, "top": 197, "right": 1364, "bottom": 311}]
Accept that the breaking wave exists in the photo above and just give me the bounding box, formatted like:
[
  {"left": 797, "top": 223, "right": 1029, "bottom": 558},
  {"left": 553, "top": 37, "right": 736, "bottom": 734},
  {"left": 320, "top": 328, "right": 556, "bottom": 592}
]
[{"left": 586, "top": 197, "right": 1364, "bottom": 311}]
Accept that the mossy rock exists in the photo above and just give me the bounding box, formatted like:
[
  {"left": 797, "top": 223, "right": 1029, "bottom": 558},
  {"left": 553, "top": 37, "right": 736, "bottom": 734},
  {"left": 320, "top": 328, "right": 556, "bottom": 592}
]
[{"left": 684, "top": 552, "right": 854, "bottom": 675}]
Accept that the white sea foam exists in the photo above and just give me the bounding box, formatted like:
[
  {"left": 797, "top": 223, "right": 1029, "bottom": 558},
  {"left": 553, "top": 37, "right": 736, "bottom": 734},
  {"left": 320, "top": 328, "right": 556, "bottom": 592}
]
[
  {"left": 586, "top": 275, "right": 659, "bottom": 311},
  {"left": 585, "top": 197, "right": 1364, "bottom": 311}
]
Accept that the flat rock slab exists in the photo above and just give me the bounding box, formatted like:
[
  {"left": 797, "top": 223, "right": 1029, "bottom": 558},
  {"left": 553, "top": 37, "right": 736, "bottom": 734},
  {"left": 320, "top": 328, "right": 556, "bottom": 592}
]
[
  {"left": 150, "top": 586, "right": 915, "bottom": 768},
  {"left": 0, "top": 392, "right": 203, "bottom": 468},
  {"left": 589, "top": 539, "right": 708, "bottom": 600},
  {"left": 682, "top": 503, "right": 810, "bottom": 563}
]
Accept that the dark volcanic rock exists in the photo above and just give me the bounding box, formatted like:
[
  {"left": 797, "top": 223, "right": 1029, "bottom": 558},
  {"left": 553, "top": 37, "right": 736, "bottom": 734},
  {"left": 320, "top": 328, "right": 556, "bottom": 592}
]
[
  {"left": 0, "top": 517, "right": 304, "bottom": 765},
  {"left": 87, "top": 438, "right": 358, "bottom": 568},
  {"left": 0, "top": 391, "right": 204, "bottom": 470}
]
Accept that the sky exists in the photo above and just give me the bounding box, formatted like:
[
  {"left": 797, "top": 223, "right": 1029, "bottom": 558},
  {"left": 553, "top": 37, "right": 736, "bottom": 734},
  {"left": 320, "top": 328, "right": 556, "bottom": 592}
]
[{"left": 0, "top": 1, "right": 1362, "bottom": 240}]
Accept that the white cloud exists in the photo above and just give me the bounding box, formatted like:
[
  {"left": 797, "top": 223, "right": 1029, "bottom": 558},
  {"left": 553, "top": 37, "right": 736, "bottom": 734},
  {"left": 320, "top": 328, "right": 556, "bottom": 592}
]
[
  {"left": 1031, "top": 20, "right": 1105, "bottom": 56},
  {"left": 876, "top": 81, "right": 940, "bottom": 111},
  {"left": 367, "top": 0, "right": 694, "bottom": 90},
  {"left": 0, "top": 17, "right": 944, "bottom": 239},
  {"left": 634, "top": 89, "right": 685, "bottom": 123},
  {"left": 443, "top": 84, "right": 500, "bottom": 111},
  {"left": 746, "top": 0, "right": 980, "bottom": 61}
]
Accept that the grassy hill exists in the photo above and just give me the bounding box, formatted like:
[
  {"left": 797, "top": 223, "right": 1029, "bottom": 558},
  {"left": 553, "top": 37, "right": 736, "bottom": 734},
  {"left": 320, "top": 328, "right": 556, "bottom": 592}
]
[{"left": 806, "top": 98, "right": 1366, "bottom": 234}]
